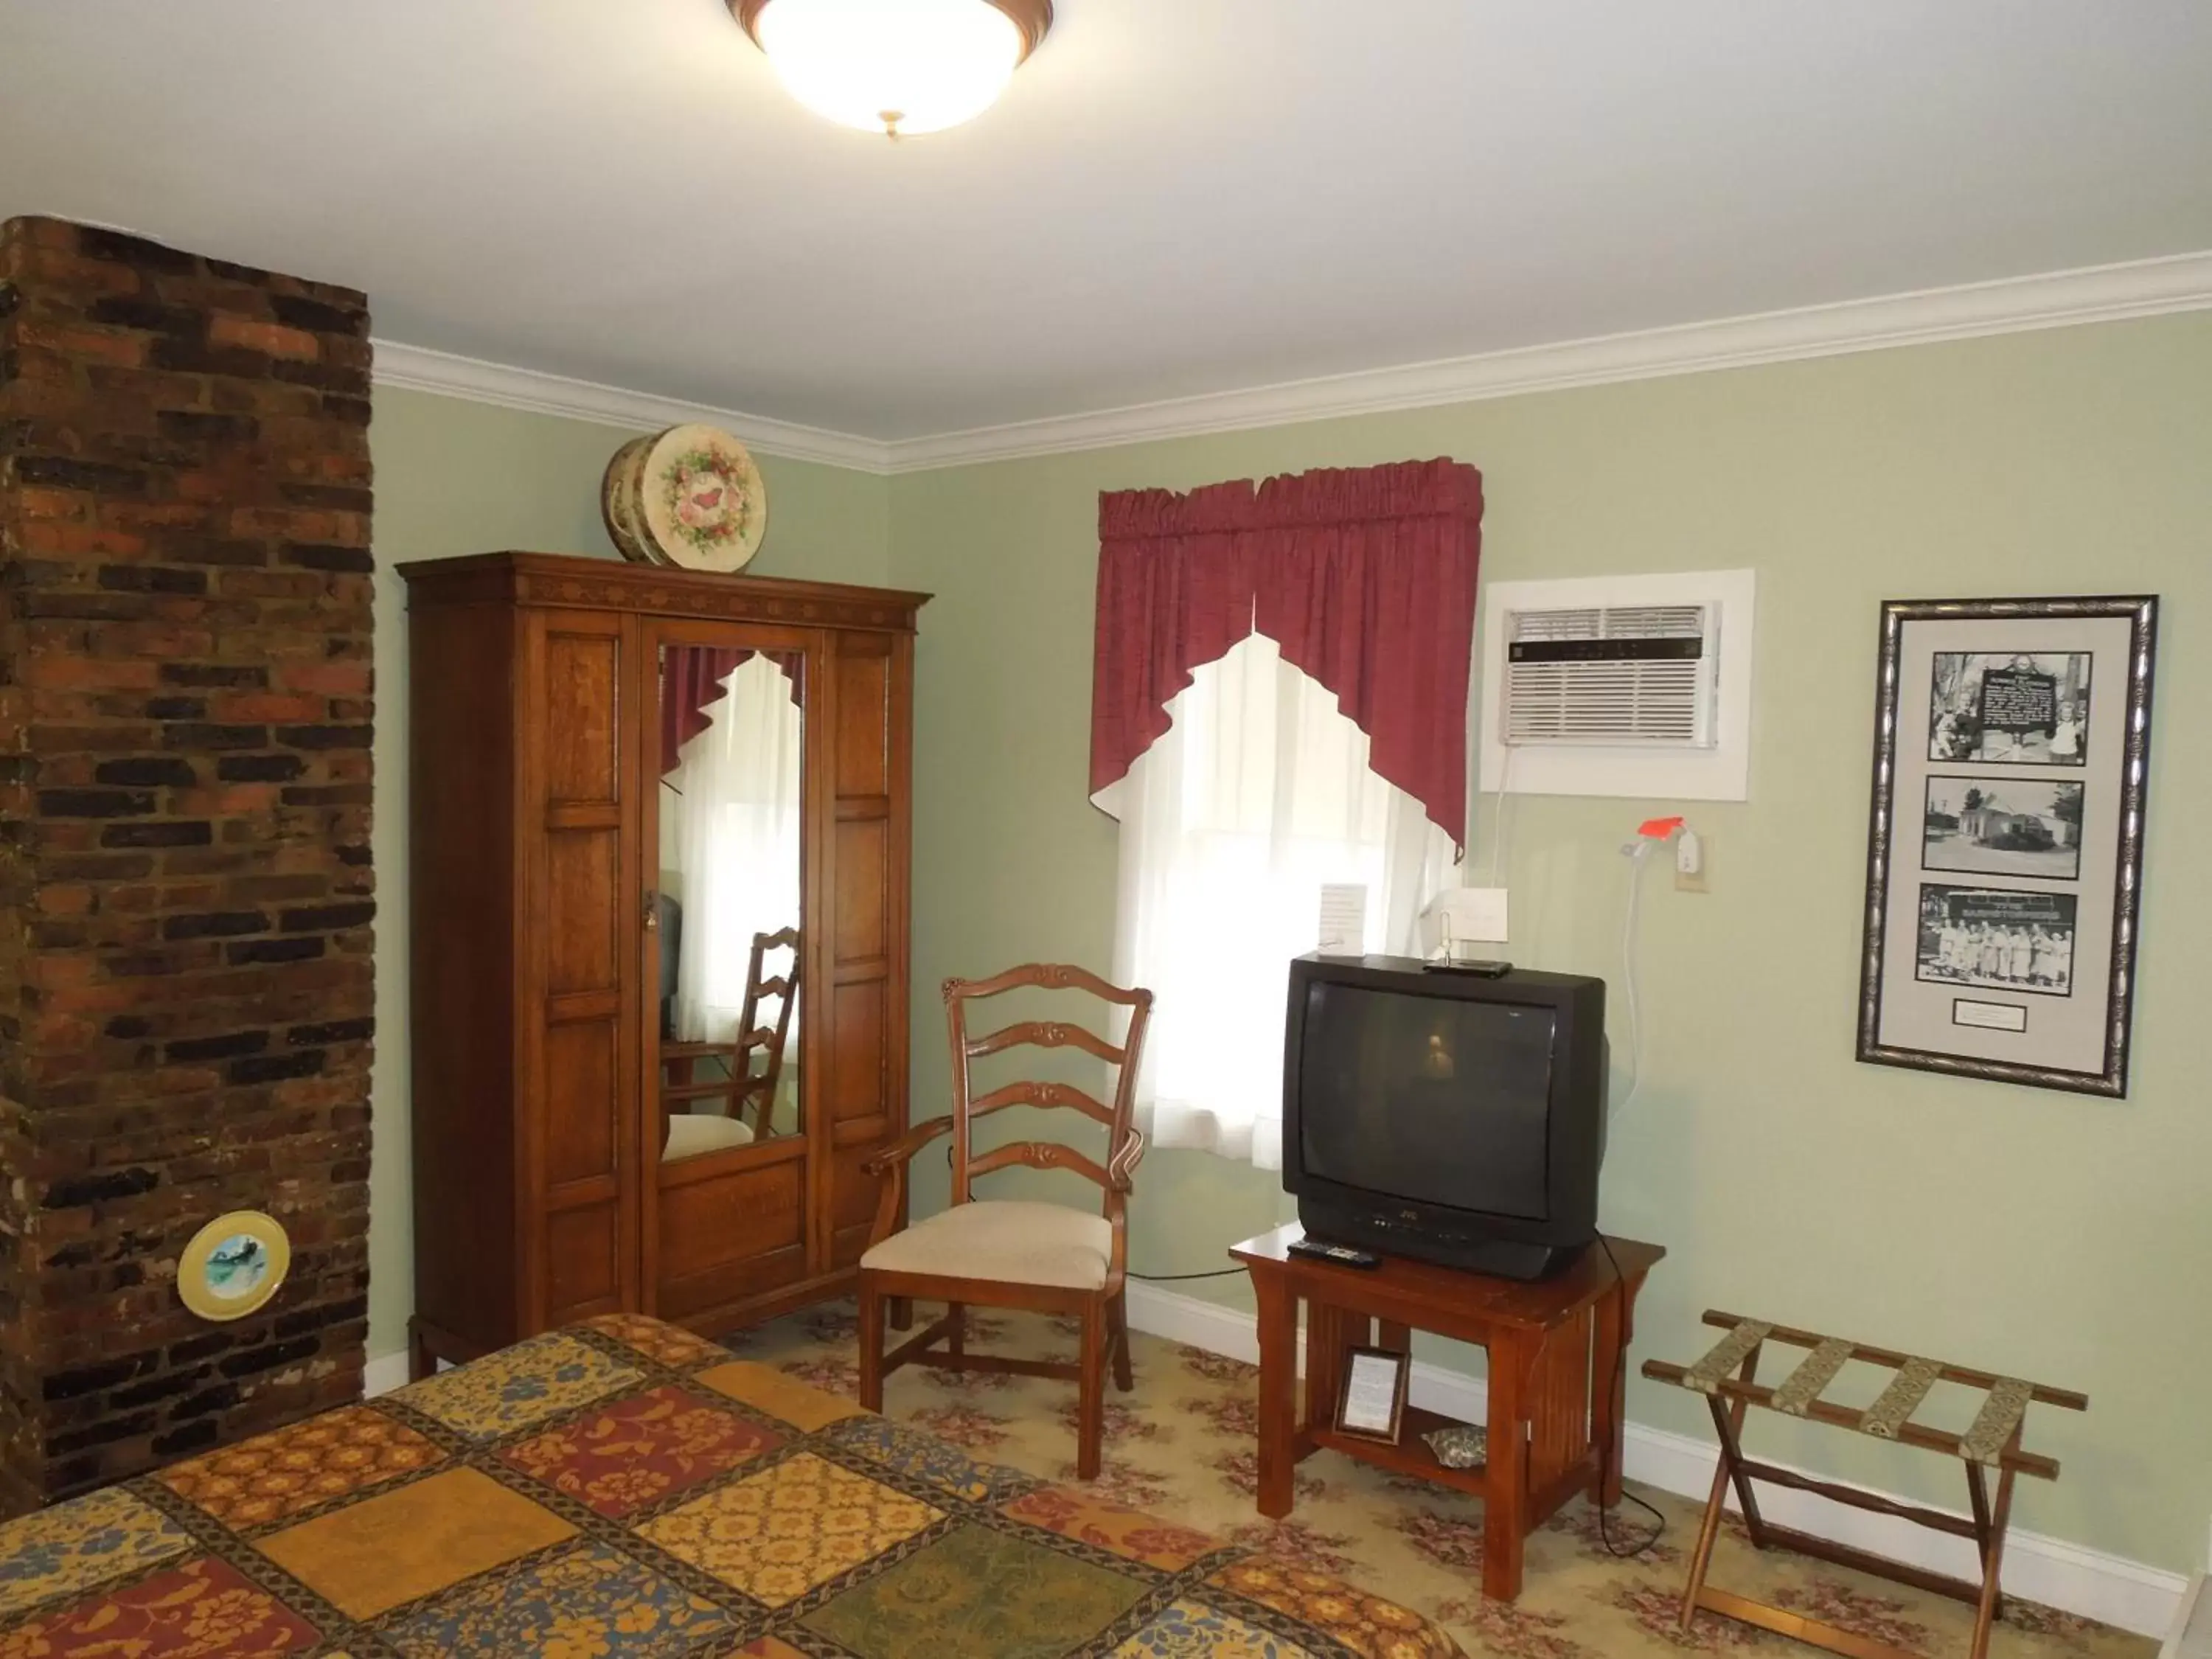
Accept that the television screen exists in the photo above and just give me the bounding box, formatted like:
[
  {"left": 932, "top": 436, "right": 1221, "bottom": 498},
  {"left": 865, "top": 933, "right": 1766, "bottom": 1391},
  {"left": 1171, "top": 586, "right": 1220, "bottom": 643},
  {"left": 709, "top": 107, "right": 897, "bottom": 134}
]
[{"left": 1297, "top": 981, "right": 1558, "bottom": 1220}]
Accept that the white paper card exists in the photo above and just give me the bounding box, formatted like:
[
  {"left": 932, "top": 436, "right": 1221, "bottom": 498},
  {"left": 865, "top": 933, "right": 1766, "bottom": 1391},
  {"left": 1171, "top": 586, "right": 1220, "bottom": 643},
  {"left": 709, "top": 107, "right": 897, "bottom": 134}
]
[
  {"left": 1341, "top": 1352, "right": 1402, "bottom": 1436},
  {"left": 1318, "top": 884, "right": 1367, "bottom": 955},
  {"left": 1435, "top": 886, "right": 1509, "bottom": 949},
  {"left": 1952, "top": 999, "right": 2029, "bottom": 1033}
]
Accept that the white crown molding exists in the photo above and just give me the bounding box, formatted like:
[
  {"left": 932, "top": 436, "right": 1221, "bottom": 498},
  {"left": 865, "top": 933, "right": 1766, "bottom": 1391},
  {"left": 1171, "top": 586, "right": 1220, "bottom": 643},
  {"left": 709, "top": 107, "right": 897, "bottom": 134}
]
[
  {"left": 1124, "top": 1281, "right": 2190, "bottom": 1640},
  {"left": 882, "top": 249, "right": 2212, "bottom": 472},
  {"left": 372, "top": 250, "right": 2212, "bottom": 478},
  {"left": 369, "top": 340, "right": 894, "bottom": 473}
]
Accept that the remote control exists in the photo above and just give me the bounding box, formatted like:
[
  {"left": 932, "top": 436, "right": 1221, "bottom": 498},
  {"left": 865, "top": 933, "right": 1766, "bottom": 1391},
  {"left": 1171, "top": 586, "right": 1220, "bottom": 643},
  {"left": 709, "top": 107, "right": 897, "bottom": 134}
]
[{"left": 1287, "top": 1238, "right": 1382, "bottom": 1268}]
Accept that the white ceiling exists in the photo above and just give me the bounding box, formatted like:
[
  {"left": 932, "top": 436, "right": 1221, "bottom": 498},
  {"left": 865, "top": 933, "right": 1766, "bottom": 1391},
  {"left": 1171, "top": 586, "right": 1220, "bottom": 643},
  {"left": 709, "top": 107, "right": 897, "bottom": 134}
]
[{"left": 5, "top": 1, "right": 2210, "bottom": 444}]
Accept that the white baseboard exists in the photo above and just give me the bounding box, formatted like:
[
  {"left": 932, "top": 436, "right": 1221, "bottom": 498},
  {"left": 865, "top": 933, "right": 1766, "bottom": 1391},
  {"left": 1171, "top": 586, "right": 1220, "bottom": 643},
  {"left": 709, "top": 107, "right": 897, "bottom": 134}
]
[
  {"left": 1124, "top": 1283, "right": 2186, "bottom": 1639},
  {"left": 363, "top": 1351, "right": 411, "bottom": 1399}
]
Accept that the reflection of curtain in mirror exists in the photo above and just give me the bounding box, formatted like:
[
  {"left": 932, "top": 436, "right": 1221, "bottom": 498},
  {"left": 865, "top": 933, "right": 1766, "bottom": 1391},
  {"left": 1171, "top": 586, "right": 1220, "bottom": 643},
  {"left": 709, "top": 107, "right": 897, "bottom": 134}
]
[{"left": 665, "top": 654, "right": 803, "bottom": 1043}]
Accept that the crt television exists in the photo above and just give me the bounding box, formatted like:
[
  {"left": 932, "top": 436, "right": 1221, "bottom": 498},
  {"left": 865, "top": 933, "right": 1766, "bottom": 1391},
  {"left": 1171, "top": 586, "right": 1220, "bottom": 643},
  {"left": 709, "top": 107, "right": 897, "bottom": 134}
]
[{"left": 1282, "top": 954, "right": 1608, "bottom": 1279}]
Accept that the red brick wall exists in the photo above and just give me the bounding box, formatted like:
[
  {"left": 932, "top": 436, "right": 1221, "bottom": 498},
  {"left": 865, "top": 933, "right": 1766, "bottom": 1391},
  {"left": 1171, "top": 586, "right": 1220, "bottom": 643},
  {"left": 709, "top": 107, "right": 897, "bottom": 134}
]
[{"left": 0, "top": 217, "right": 374, "bottom": 1512}]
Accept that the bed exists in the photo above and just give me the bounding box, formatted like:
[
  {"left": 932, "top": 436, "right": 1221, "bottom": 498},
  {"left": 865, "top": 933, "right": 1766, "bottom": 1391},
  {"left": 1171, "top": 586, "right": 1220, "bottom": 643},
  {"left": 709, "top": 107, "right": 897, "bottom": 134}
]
[{"left": 0, "top": 1312, "right": 1461, "bottom": 1656}]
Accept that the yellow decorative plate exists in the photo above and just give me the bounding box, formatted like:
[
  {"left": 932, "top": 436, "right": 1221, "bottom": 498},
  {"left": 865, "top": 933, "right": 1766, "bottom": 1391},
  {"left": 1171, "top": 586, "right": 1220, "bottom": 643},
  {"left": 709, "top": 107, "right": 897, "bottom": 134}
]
[
  {"left": 635, "top": 424, "right": 768, "bottom": 571},
  {"left": 178, "top": 1210, "right": 291, "bottom": 1321}
]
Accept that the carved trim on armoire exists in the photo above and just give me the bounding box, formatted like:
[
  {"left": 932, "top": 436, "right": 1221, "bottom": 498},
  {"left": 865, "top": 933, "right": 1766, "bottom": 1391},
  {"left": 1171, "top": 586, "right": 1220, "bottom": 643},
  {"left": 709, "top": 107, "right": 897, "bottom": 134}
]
[{"left": 400, "top": 551, "right": 928, "bottom": 634}]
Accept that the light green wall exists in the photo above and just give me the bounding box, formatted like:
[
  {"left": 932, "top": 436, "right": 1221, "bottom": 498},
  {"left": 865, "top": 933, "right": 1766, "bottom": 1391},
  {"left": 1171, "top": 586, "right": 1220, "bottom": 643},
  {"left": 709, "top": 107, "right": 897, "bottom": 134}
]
[
  {"left": 361, "top": 318, "right": 2211, "bottom": 1568},
  {"left": 886, "top": 313, "right": 2212, "bottom": 1571},
  {"left": 365, "top": 386, "right": 891, "bottom": 1369}
]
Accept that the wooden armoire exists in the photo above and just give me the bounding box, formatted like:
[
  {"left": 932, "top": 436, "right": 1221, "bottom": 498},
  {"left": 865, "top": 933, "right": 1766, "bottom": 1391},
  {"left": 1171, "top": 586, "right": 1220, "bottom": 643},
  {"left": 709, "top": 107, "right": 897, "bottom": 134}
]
[{"left": 400, "top": 552, "right": 926, "bottom": 1374}]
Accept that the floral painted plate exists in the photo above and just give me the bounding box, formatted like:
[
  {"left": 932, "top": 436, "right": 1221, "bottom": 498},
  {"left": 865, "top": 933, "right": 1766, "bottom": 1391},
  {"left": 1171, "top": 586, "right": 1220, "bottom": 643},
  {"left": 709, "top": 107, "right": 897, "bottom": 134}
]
[{"left": 635, "top": 424, "right": 768, "bottom": 571}]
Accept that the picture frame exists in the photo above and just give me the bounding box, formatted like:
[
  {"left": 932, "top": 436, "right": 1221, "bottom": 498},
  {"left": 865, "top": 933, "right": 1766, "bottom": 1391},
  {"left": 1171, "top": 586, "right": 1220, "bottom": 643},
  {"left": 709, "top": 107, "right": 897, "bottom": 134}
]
[
  {"left": 1857, "top": 596, "right": 2157, "bottom": 1096},
  {"left": 1334, "top": 1346, "right": 1410, "bottom": 1443}
]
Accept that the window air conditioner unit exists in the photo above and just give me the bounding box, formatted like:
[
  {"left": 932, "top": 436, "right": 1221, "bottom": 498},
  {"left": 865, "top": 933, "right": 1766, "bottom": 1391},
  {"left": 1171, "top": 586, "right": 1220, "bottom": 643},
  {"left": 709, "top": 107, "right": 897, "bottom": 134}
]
[{"left": 1500, "top": 602, "right": 1722, "bottom": 749}]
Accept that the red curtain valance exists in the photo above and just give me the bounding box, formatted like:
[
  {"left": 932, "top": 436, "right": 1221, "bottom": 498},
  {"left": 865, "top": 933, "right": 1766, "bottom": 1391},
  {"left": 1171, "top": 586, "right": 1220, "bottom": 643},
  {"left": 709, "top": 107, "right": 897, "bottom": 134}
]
[
  {"left": 1091, "top": 458, "right": 1482, "bottom": 850},
  {"left": 661, "top": 647, "right": 802, "bottom": 775}
]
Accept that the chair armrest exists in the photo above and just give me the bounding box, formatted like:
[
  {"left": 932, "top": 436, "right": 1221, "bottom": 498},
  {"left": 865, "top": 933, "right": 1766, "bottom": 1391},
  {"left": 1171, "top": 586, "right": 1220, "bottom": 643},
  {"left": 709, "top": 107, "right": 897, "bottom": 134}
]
[
  {"left": 862, "top": 1116, "right": 955, "bottom": 1253},
  {"left": 861, "top": 1116, "right": 955, "bottom": 1178},
  {"left": 1106, "top": 1126, "right": 1145, "bottom": 1192}
]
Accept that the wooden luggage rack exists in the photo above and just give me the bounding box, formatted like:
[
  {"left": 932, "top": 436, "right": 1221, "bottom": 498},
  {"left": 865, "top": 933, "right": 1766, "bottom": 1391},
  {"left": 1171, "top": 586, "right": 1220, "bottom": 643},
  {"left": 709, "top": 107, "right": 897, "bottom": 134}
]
[{"left": 1644, "top": 1311, "right": 2087, "bottom": 1659}]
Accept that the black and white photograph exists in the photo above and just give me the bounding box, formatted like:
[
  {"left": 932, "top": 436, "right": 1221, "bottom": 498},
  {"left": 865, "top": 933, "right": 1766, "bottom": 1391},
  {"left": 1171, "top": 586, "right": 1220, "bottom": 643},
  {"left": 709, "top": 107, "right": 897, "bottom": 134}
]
[
  {"left": 1922, "top": 777, "right": 2083, "bottom": 882},
  {"left": 1859, "top": 595, "right": 2157, "bottom": 1096},
  {"left": 1928, "top": 651, "right": 2090, "bottom": 767},
  {"left": 1915, "top": 886, "right": 2077, "bottom": 998}
]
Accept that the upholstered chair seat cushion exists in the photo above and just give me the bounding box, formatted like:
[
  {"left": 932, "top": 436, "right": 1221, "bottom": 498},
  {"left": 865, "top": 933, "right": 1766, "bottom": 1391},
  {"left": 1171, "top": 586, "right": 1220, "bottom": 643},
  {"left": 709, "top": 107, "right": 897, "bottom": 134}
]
[
  {"left": 663, "top": 1113, "right": 755, "bottom": 1161},
  {"left": 860, "top": 1200, "right": 1112, "bottom": 1290}
]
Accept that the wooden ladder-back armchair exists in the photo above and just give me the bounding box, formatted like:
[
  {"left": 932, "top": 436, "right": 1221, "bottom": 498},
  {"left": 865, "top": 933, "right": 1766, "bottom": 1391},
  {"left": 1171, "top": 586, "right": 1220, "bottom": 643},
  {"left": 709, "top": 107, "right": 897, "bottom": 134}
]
[
  {"left": 858, "top": 964, "right": 1153, "bottom": 1480},
  {"left": 659, "top": 927, "right": 799, "bottom": 1159}
]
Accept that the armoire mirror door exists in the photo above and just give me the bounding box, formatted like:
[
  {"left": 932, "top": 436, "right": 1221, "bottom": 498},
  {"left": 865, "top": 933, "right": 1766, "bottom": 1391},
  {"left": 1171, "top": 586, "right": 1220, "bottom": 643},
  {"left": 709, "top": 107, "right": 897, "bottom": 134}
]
[{"left": 642, "top": 621, "right": 818, "bottom": 1324}]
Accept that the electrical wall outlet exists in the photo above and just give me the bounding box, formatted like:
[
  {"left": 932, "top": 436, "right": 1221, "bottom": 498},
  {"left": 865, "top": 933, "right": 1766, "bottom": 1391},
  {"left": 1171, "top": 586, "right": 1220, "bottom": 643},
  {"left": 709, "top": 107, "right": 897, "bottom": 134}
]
[{"left": 1674, "top": 832, "right": 1710, "bottom": 894}]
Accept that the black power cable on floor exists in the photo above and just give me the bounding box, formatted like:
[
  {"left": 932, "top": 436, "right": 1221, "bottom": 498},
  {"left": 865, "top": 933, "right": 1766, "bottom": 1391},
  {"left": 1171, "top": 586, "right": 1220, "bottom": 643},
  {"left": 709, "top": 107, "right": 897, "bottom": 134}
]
[{"left": 1590, "top": 1232, "right": 1668, "bottom": 1558}]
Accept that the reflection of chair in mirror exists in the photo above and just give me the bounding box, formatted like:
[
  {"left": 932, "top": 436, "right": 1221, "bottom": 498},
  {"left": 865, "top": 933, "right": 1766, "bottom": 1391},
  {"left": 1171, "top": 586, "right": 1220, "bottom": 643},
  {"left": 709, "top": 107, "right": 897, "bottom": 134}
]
[
  {"left": 654, "top": 892, "right": 683, "bottom": 1038},
  {"left": 659, "top": 928, "right": 800, "bottom": 1161},
  {"left": 855, "top": 964, "right": 1153, "bottom": 1481}
]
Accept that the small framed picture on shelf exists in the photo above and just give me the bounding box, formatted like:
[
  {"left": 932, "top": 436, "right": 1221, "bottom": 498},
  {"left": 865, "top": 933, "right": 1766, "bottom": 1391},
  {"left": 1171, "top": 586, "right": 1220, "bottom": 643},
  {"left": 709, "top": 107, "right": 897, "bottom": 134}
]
[
  {"left": 1858, "top": 595, "right": 2157, "bottom": 1097},
  {"left": 1335, "top": 1346, "right": 1410, "bottom": 1443}
]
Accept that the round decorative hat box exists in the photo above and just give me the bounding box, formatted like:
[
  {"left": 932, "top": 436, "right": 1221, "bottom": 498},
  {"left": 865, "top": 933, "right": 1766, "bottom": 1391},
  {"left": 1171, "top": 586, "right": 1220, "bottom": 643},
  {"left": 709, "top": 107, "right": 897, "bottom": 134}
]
[{"left": 599, "top": 425, "right": 768, "bottom": 571}]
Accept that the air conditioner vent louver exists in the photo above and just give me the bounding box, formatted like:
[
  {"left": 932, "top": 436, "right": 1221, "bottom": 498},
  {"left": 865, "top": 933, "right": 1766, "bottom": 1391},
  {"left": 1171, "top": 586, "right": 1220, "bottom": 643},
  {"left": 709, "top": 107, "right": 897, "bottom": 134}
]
[
  {"left": 1512, "top": 605, "right": 1708, "bottom": 642},
  {"left": 1503, "top": 602, "right": 1722, "bottom": 749}
]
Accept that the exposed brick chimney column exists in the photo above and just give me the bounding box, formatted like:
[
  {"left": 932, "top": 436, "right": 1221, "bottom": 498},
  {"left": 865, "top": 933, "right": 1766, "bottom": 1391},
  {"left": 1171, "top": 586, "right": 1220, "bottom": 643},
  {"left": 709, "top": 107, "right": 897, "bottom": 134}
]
[{"left": 0, "top": 217, "right": 375, "bottom": 1511}]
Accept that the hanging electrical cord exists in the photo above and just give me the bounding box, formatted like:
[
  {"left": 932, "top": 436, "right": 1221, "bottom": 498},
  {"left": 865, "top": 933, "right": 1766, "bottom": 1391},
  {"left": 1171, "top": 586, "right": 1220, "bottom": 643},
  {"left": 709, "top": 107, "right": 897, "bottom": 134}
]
[
  {"left": 1590, "top": 832, "right": 1672, "bottom": 1554},
  {"left": 1586, "top": 1231, "right": 1669, "bottom": 1556},
  {"left": 1485, "top": 746, "right": 1517, "bottom": 887},
  {"left": 1616, "top": 838, "right": 1655, "bottom": 1113},
  {"left": 1128, "top": 1267, "right": 1245, "bottom": 1283}
]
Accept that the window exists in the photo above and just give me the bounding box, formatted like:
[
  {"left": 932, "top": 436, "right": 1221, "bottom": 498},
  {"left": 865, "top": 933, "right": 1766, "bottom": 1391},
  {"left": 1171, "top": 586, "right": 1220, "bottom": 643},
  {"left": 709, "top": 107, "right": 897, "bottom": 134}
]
[
  {"left": 1110, "top": 633, "right": 1455, "bottom": 1169},
  {"left": 1090, "top": 460, "right": 1484, "bottom": 1168}
]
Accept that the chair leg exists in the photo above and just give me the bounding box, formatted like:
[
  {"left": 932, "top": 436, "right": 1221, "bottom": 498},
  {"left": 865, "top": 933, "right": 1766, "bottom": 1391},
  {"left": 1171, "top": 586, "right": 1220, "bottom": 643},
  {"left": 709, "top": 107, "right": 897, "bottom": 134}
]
[
  {"left": 888, "top": 1296, "right": 913, "bottom": 1332},
  {"left": 1109, "top": 1290, "right": 1134, "bottom": 1392},
  {"left": 947, "top": 1302, "right": 966, "bottom": 1360},
  {"left": 1077, "top": 1300, "right": 1106, "bottom": 1481},
  {"left": 858, "top": 1282, "right": 886, "bottom": 1413}
]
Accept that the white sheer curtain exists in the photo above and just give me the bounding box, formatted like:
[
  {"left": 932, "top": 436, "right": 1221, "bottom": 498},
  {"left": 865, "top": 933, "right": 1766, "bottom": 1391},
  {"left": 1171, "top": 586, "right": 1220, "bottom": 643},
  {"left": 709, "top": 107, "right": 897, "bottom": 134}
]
[
  {"left": 1105, "top": 633, "right": 1456, "bottom": 1169},
  {"left": 664, "top": 654, "right": 804, "bottom": 1044}
]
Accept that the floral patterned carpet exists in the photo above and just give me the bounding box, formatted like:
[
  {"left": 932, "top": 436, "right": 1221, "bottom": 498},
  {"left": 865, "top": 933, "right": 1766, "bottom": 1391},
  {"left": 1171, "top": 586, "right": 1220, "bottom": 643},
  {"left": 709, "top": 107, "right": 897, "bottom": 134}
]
[{"left": 730, "top": 1302, "right": 2152, "bottom": 1659}]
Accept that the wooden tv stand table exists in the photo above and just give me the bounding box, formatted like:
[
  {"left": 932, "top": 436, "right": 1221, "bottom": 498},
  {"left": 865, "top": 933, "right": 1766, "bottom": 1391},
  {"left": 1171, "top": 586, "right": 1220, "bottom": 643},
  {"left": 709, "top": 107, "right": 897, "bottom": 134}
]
[{"left": 1232, "top": 1224, "right": 1665, "bottom": 1602}]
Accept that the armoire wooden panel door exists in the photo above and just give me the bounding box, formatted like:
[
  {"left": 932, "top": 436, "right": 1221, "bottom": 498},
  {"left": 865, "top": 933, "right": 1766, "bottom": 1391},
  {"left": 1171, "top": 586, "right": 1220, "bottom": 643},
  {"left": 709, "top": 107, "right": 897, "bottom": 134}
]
[
  {"left": 824, "top": 630, "right": 914, "bottom": 1272},
  {"left": 521, "top": 608, "right": 640, "bottom": 1330},
  {"left": 402, "top": 552, "right": 926, "bottom": 1376}
]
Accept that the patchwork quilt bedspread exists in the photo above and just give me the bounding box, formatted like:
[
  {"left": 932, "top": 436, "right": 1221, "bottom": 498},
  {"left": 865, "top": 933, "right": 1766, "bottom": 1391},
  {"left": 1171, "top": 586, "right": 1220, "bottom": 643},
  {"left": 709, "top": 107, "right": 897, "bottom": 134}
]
[{"left": 0, "top": 1312, "right": 1461, "bottom": 1656}]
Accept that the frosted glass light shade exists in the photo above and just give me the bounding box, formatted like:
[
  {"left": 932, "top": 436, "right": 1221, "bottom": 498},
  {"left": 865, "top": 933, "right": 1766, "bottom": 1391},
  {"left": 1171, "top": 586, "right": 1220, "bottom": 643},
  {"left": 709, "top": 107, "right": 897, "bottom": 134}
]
[{"left": 742, "top": 0, "right": 1045, "bottom": 137}]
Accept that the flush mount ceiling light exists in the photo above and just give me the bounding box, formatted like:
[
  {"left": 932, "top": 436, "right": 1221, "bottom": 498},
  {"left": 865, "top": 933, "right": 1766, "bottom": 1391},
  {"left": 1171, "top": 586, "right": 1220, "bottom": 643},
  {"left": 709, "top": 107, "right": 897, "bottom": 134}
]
[{"left": 732, "top": 0, "right": 1053, "bottom": 138}]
